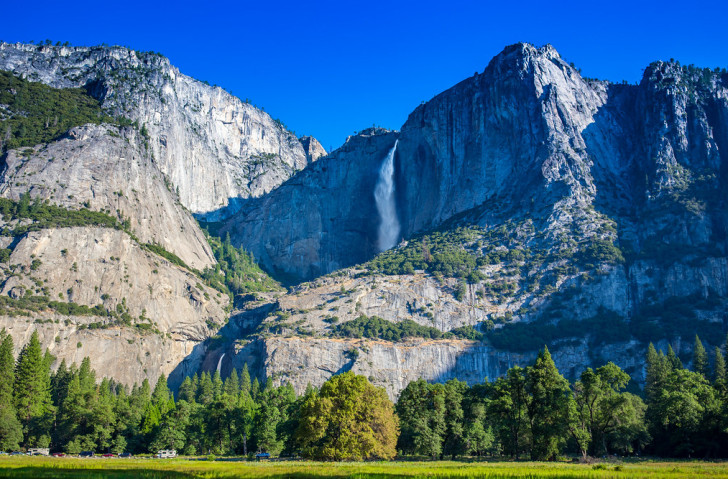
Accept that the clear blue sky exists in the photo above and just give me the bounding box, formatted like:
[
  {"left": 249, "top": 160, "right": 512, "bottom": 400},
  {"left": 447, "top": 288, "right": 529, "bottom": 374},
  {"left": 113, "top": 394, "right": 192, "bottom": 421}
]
[{"left": 3, "top": 0, "right": 728, "bottom": 151}]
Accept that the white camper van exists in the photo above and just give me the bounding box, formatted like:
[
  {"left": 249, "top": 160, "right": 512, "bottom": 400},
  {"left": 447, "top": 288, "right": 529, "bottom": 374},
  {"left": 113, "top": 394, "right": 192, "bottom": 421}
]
[{"left": 155, "top": 449, "right": 177, "bottom": 458}]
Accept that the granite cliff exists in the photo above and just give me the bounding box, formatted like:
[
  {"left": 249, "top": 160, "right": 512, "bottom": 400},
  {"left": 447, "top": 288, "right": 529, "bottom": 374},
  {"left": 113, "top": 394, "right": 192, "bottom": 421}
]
[
  {"left": 211, "top": 43, "right": 727, "bottom": 395},
  {"left": 0, "top": 42, "right": 318, "bottom": 219}
]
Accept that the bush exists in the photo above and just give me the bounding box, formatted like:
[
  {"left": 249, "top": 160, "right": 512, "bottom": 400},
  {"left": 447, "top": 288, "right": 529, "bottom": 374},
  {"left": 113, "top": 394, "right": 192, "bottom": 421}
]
[{"left": 330, "top": 315, "right": 445, "bottom": 342}]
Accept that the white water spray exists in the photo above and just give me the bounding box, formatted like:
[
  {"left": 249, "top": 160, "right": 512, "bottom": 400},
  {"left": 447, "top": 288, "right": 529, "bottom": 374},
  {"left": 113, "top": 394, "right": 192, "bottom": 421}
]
[
  {"left": 374, "top": 140, "right": 400, "bottom": 252},
  {"left": 216, "top": 353, "right": 225, "bottom": 374}
]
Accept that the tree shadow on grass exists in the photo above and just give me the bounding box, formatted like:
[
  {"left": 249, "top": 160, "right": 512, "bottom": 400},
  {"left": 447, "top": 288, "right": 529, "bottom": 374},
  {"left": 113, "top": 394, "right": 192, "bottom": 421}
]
[{"left": 0, "top": 467, "right": 194, "bottom": 479}]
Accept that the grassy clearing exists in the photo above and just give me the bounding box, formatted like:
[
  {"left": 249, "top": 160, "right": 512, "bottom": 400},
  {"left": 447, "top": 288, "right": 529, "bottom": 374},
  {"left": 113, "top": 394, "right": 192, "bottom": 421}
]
[{"left": 0, "top": 457, "right": 727, "bottom": 479}]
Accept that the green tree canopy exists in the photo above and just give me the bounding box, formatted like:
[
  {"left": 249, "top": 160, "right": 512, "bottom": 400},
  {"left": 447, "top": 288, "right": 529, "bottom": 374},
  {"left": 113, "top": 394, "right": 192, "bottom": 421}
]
[{"left": 295, "top": 372, "right": 398, "bottom": 460}]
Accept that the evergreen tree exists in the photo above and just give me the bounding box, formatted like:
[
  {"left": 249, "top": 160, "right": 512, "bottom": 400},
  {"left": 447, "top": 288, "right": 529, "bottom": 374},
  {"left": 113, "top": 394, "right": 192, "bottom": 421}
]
[
  {"left": 14, "top": 330, "right": 54, "bottom": 446},
  {"left": 240, "top": 364, "right": 251, "bottom": 395},
  {"left": 251, "top": 377, "right": 260, "bottom": 400},
  {"left": 526, "top": 347, "right": 571, "bottom": 460},
  {"left": 224, "top": 369, "right": 239, "bottom": 397},
  {"left": 693, "top": 335, "right": 708, "bottom": 378},
  {"left": 197, "top": 372, "right": 214, "bottom": 405},
  {"left": 0, "top": 330, "right": 22, "bottom": 450},
  {"left": 178, "top": 376, "right": 196, "bottom": 403},
  {"left": 151, "top": 400, "right": 189, "bottom": 452},
  {"left": 713, "top": 347, "right": 726, "bottom": 394},
  {"left": 666, "top": 345, "right": 683, "bottom": 370},
  {"left": 152, "top": 375, "right": 171, "bottom": 415},
  {"left": 212, "top": 371, "right": 224, "bottom": 399}
]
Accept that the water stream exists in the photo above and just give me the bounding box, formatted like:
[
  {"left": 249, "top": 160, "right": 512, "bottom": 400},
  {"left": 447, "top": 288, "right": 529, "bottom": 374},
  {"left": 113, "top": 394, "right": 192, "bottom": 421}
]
[{"left": 374, "top": 140, "right": 400, "bottom": 251}]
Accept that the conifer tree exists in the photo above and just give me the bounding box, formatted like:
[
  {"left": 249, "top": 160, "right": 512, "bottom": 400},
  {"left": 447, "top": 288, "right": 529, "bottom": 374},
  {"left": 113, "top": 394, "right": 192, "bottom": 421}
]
[
  {"left": 0, "top": 330, "right": 22, "bottom": 450},
  {"left": 14, "top": 330, "right": 54, "bottom": 446},
  {"left": 224, "top": 369, "right": 239, "bottom": 397},
  {"left": 178, "top": 376, "right": 195, "bottom": 403},
  {"left": 666, "top": 344, "right": 683, "bottom": 370},
  {"left": 692, "top": 335, "right": 708, "bottom": 377},
  {"left": 240, "top": 364, "right": 251, "bottom": 395},
  {"left": 526, "top": 347, "right": 571, "bottom": 461},
  {"left": 197, "top": 372, "right": 214, "bottom": 405},
  {"left": 713, "top": 347, "right": 726, "bottom": 394}
]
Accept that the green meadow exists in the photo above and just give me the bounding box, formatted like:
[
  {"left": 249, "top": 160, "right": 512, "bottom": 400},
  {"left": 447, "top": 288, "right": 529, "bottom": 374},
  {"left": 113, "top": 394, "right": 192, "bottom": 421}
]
[{"left": 0, "top": 457, "right": 727, "bottom": 479}]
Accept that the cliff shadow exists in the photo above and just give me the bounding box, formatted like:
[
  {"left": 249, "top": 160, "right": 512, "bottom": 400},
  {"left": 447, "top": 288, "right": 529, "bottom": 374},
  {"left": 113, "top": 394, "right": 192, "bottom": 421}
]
[{"left": 168, "top": 300, "right": 276, "bottom": 391}]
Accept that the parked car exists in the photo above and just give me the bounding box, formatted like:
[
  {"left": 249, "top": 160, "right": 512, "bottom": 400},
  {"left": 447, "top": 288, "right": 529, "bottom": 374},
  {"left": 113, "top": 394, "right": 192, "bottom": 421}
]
[
  {"left": 118, "top": 452, "right": 133, "bottom": 458},
  {"left": 51, "top": 452, "right": 66, "bottom": 457},
  {"left": 102, "top": 453, "right": 116, "bottom": 458},
  {"left": 10, "top": 451, "right": 24, "bottom": 456},
  {"left": 79, "top": 451, "right": 95, "bottom": 458},
  {"left": 0, "top": 451, "right": 7, "bottom": 455}
]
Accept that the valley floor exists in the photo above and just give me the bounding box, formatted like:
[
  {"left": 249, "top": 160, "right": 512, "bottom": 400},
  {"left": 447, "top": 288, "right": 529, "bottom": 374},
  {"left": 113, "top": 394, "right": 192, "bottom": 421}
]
[{"left": 0, "top": 457, "right": 727, "bottom": 478}]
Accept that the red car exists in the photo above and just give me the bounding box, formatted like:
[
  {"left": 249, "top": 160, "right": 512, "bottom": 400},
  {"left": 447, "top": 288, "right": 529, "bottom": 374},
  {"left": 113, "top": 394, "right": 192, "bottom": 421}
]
[
  {"left": 51, "top": 452, "right": 66, "bottom": 457},
  {"left": 102, "top": 453, "right": 116, "bottom": 458}
]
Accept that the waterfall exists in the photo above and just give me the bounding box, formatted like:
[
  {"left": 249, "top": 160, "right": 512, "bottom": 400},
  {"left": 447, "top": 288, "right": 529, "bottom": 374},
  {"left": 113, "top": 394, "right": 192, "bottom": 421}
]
[
  {"left": 374, "top": 140, "right": 400, "bottom": 251},
  {"left": 216, "top": 353, "right": 225, "bottom": 374}
]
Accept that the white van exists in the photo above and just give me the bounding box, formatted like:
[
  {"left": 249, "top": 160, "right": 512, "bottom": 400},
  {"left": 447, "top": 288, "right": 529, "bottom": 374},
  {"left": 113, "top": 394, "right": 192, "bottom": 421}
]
[{"left": 155, "top": 449, "right": 177, "bottom": 458}]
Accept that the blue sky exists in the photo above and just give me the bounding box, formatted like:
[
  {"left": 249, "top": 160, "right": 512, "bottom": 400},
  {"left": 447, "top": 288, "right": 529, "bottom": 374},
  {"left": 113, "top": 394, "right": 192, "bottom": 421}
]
[{"left": 3, "top": 0, "right": 728, "bottom": 151}]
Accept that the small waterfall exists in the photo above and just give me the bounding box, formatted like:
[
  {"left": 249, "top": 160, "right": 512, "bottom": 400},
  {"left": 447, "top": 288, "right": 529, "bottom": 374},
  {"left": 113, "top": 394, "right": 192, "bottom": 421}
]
[
  {"left": 374, "top": 140, "right": 400, "bottom": 251},
  {"left": 216, "top": 353, "right": 225, "bottom": 374}
]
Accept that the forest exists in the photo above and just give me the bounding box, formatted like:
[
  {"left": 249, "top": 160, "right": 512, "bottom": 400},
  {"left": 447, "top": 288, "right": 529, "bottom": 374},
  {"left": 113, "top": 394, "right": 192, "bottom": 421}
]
[{"left": 1, "top": 328, "right": 726, "bottom": 460}]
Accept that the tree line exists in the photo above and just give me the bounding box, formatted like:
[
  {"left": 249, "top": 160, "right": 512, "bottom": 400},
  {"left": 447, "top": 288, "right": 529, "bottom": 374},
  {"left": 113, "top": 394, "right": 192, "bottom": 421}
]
[{"left": 1, "top": 329, "right": 726, "bottom": 460}]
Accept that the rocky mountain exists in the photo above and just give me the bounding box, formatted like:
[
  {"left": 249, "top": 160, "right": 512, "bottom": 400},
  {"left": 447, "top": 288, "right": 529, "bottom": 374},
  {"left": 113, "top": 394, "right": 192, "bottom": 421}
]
[
  {"left": 210, "top": 43, "right": 728, "bottom": 396},
  {"left": 0, "top": 42, "right": 316, "bottom": 219},
  {"left": 1, "top": 41, "right": 726, "bottom": 398}
]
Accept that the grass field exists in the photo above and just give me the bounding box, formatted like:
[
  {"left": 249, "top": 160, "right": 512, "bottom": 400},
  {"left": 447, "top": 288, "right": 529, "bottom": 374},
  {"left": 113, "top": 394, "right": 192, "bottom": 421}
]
[{"left": 0, "top": 457, "right": 727, "bottom": 478}]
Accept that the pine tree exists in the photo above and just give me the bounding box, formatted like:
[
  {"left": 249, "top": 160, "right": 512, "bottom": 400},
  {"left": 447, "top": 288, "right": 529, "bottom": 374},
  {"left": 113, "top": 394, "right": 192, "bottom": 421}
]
[
  {"left": 212, "top": 371, "right": 224, "bottom": 399},
  {"left": 666, "top": 344, "right": 683, "bottom": 370},
  {"left": 713, "top": 347, "right": 726, "bottom": 394},
  {"left": 692, "top": 335, "right": 708, "bottom": 377},
  {"left": 224, "top": 369, "right": 239, "bottom": 397},
  {"left": 179, "top": 376, "right": 196, "bottom": 403},
  {"left": 152, "top": 375, "right": 171, "bottom": 414},
  {"left": 14, "top": 330, "right": 54, "bottom": 446},
  {"left": 240, "top": 364, "right": 251, "bottom": 395},
  {"left": 526, "top": 347, "right": 571, "bottom": 461},
  {"left": 0, "top": 330, "right": 22, "bottom": 450},
  {"left": 197, "top": 372, "right": 213, "bottom": 405},
  {"left": 251, "top": 377, "right": 260, "bottom": 400}
]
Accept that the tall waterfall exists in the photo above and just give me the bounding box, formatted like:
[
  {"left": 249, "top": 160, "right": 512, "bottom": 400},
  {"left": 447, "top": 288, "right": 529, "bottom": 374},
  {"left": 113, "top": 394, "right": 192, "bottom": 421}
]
[
  {"left": 216, "top": 353, "right": 225, "bottom": 374},
  {"left": 374, "top": 140, "right": 400, "bottom": 252}
]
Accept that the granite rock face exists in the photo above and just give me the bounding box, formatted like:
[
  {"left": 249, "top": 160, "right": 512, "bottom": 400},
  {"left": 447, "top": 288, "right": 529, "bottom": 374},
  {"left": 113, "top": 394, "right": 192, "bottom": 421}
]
[
  {"left": 221, "top": 128, "right": 398, "bottom": 283},
  {"left": 0, "top": 42, "right": 320, "bottom": 218},
  {"left": 212, "top": 43, "right": 728, "bottom": 396},
  {"left": 0, "top": 124, "right": 214, "bottom": 270},
  {"left": 300, "top": 136, "right": 327, "bottom": 163}
]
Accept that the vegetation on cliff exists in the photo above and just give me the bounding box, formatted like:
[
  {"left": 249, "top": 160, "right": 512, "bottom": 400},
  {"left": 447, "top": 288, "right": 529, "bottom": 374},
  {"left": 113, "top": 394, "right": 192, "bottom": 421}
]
[{"left": 0, "top": 69, "right": 118, "bottom": 153}]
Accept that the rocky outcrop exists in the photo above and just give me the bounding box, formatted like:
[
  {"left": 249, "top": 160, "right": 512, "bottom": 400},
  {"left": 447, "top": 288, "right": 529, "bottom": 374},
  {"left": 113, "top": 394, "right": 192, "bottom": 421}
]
[
  {"left": 0, "top": 42, "right": 321, "bottom": 218},
  {"left": 0, "top": 124, "right": 214, "bottom": 270},
  {"left": 0, "top": 226, "right": 227, "bottom": 387},
  {"left": 300, "top": 136, "right": 327, "bottom": 163}
]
